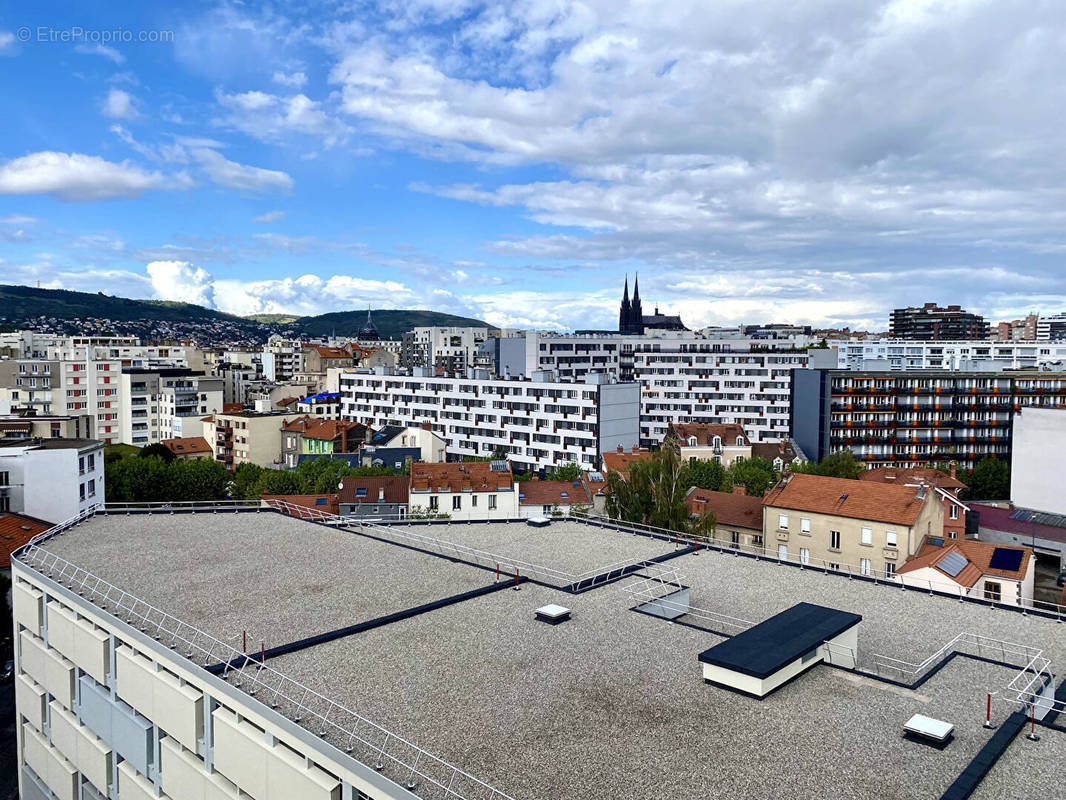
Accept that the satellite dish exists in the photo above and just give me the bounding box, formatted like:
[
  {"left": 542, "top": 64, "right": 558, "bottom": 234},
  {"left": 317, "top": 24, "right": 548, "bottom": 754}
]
[{"left": 337, "top": 482, "right": 344, "bottom": 490}]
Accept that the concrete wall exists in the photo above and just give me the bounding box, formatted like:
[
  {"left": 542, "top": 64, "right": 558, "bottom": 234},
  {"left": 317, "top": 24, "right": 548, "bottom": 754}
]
[
  {"left": 596, "top": 382, "right": 641, "bottom": 459},
  {"left": 789, "top": 368, "right": 831, "bottom": 463},
  {"left": 1011, "top": 407, "right": 1066, "bottom": 515}
]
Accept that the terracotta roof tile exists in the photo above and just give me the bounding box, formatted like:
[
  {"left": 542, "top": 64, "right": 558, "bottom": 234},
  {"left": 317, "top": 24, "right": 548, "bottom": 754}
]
[
  {"left": 518, "top": 480, "right": 591, "bottom": 506},
  {"left": 859, "top": 466, "right": 966, "bottom": 491},
  {"left": 895, "top": 539, "right": 1031, "bottom": 586},
  {"left": 410, "top": 461, "right": 514, "bottom": 493},
  {"left": 302, "top": 419, "right": 367, "bottom": 442},
  {"left": 0, "top": 512, "right": 51, "bottom": 568},
  {"left": 763, "top": 472, "right": 928, "bottom": 527},
  {"left": 601, "top": 448, "right": 654, "bottom": 475},
  {"left": 685, "top": 488, "right": 763, "bottom": 530},
  {"left": 339, "top": 476, "right": 410, "bottom": 505},
  {"left": 668, "top": 423, "right": 750, "bottom": 447},
  {"left": 160, "top": 436, "right": 212, "bottom": 456},
  {"left": 261, "top": 494, "right": 339, "bottom": 516},
  {"left": 751, "top": 440, "right": 799, "bottom": 463}
]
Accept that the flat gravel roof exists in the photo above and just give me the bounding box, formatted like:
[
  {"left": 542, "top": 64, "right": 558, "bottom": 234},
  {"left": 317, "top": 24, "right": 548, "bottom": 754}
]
[
  {"left": 38, "top": 511, "right": 490, "bottom": 650},
  {"left": 31, "top": 511, "right": 1066, "bottom": 800},
  {"left": 402, "top": 519, "right": 676, "bottom": 578}
]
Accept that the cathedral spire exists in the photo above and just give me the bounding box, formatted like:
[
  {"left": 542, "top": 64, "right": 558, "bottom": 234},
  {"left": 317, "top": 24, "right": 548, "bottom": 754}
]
[
  {"left": 619, "top": 275, "right": 631, "bottom": 333},
  {"left": 630, "top": 272, "right": 643, "bottom": 334}
]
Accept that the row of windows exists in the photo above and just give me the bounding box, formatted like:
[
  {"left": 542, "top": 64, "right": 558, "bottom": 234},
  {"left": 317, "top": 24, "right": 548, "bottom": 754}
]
[{"left": 428, "top": 494, "right": 499, "bottom": 511}]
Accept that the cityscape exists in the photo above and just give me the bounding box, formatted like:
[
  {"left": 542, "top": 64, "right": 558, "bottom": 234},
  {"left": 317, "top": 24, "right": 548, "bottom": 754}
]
[{"left": 2, "top": 3, "right": 1066, "bottom": 800}]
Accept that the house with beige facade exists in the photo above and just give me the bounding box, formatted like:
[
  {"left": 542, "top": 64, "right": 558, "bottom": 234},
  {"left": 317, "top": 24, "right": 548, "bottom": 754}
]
[
  {"left": 408, "top": 460, "right": 518, "bottom": 520},
  {"left": 666, "top": 423, "right": 751, "bottom": 467},
  {"left": 761, "top": 472, "right": 944, "bottom": 578}
]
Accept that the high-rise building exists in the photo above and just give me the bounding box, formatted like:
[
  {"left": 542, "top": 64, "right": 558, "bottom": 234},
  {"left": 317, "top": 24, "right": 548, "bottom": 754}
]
[{"left": 889, "top": 303, "right": 989, "bottom": 340}]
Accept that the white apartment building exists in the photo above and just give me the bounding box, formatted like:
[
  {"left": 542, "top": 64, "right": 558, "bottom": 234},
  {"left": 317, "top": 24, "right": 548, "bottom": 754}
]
[
  {"left": 403, "top": 327, "right": 491, "bottom": 372},
  {"left": 340, "top": 370, "right": 640, "bottom": 471},
  {"left": 0, "top": 438, "right": 105, "bottom": 522},
  {"left": 261, "top": 336, "right": 304, "bottom": 382},
  {"left": 1036, "top": 313, "right": 1066, "bottom": 342},
  {"left": 833, "top": 338, "right": 1066, "bottom": 371},
  {"left": 119, "top": 369, "right": 224, "bottom": 446},
  {"left": 408, "top": 460, "right": 519, "bottom": 519}
]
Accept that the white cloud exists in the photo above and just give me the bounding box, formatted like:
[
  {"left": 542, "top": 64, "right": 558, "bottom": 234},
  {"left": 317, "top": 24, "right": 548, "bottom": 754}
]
[
  {"left": 75, "top": 44, "right": 125, "bottom": 64},
  {"left": 0, "top": 151, "right": 191, "bottom": 201},
  {"left": 146, "top": 260, "right": 216, "bottom": 306},
  {"left": 252, "top": 210, "right": 287, "bottom": 223},
  {"left": 213, "top": 273, "right": 414, "bottom": 316},
  {"left": 214, "top": 88, "right": 350, "bottom": 147},
  {"left": 0, "top": 30, "right": 14, "bottom": 55},
  {"left": 193, "top": 148, "right": 294, "bottom": 193},
  {"left": 0, "top": 214, "right": 38, "bottom": 225},
  {"left": 101, "top": 88, "right": 138, "bottom": 119},
  {"left": 272, "top": 71, "right": 308, "bottom": 88}
]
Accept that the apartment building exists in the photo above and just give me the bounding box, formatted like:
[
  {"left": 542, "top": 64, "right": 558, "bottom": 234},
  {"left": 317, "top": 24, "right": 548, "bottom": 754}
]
[
  {"left": 1036, "top": 312, "right": 1066, "bottom": 341},
  {"left": 408, "top": 460, "right": 518, "bottom": 519},
  {"left": 118, "top": 369, "right": 224, "bottom": 445},
  {"left": 834, "top": 338, "right": 1066, "bottom": 371},
  {"left": 296, "top": 392, "right": 342, "bottom": 419},
  {"left": 791, "top": 368, "right": 1066, "bottom": 468},
  {"left": 665, "top": 423, "right": 751, "bottom": 466},
  {"left": 261, "top": 336, "right": 305, "bottom": 382},
  {"left": 685, "top": 486, "right": 764, "bottom": 550},
  {"left": 339, "top": 371, "right": 640, "bottom": 471},
  {"left": 366, "top": 424, "right": 447, "bottom": 463},
  {"left": 0, "top": 438, "right": 105, "bottom": 521},
  {"left": 203, "top": 410, "right": 301, "bottom": 469},
  {"left": 0, "top": 414, "right": 94, "bottom": 442},
  {"left": 762, "top": 473, "right": 944, "bottom": 577},
  {"left": 160, "top": 436, "right": 214, "bottom": 461},
  {"left": 401, "top": 327, "right": 491, "bottom": 373},
  {"left": 338, "top": 475, "right": 409, "bottom": 518},
  {"left": 889, "top": 303, "right": 989, "bottom": 340}
]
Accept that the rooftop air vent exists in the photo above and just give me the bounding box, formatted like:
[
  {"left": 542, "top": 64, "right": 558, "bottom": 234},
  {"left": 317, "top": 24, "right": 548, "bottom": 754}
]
[
  {"left": 534, "top": 604, "right": 571, "bottom": 625},
  {"left": 527, "top": 516, "right": 550, "bottom": 528}
]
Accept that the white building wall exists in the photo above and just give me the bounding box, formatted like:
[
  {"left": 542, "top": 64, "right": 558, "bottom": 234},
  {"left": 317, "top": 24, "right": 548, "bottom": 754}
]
[
  {"left": 1010, "top": 407, "right": 1066, "bottom": 515},
  {"left": 409, "top": 488, "right": 518, "bottom": 519},
  {"left": 0, "top": 443, "right": 105, "bottom": 522}
]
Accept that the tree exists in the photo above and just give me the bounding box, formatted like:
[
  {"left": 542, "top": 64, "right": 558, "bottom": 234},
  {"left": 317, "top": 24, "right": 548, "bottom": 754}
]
[
  {"left": 230, "top": 463, "right": 265, "bottom": 500},
  {"left": 605, "top": 441, "right": 719, "bottom": 535},
  {"left": 962, "top": 457, "right": 1010, "bottom": 500},
  {"left": 794, "top": 449, "right": 863, "bottom": 480},
  {"left": 679, "top": 458, "right": 728, "bottom": 492},
  {"left": 167, "top": 459, "right": 228, "bottom": 502},
  {"left": 139, "top": 443, "right": 175, "bottom": 463},
  {"left": 547, "top": 462, "right": 583, "bottom": 482},
  {"left": 726, "top": 456, "right": 779, "bottom": 497}
]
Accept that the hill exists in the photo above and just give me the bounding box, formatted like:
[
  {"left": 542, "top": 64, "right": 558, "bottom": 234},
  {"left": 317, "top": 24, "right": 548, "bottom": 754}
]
[
  {"left": 245, "top": 313, "right": 300, "bottom": 324},
  {"left": 0, "top": 284, "right": 243, "bottom": 324},
  {"left": 295, "top": 309, "right": 496, "bottom": 340}
]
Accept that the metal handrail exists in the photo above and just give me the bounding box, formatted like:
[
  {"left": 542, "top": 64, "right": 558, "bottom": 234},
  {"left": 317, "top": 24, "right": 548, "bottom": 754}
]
[
  {"left": 15, "top": 509, "right": 519, "bottom": 800},
  {"left": 575, "top": 512, "right": 1066, "bottom": 618}
]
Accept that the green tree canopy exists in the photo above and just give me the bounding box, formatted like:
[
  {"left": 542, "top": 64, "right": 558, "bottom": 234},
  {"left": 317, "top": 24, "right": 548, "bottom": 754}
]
[
  {"left": 793, "top": 449, "right": 864, "bottom": 479},
  {"left": 547, "top": 462, "right": 583, "bottom": 482},
  {"left": 139, "top": 443, "right": 175, "bottom": 463},
  {"left": 679, "top": 457, "right": 729, "bottom": 492},
  {"left": 725, "top": 456, "right": 779, "bottom": 497},
  {"left": 960, "top": 457, "right": 1010, "bottom": 500}
]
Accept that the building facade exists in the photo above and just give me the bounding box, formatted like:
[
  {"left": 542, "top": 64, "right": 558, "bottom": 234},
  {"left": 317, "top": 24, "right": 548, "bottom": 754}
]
[
  {"left": 791, "top": 368, "right": 1066, "bottom": 468},
  {"left": 889, "top": 303, "right": 989, "bottom": 340},
  {"left": 339, "top": 371, "right": 640, "bottom": 472},
  {"left": 0, "top": 438, "right": 105, "bottom": 521}
]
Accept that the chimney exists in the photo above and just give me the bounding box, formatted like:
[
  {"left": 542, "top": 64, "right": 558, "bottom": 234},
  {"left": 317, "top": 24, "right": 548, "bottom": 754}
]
[
  {"left": 631, "top": 444, "right": 639, "bottom": 453},
  {"left": 422, "top": 422, "right": 432, "bottom": 432},
  {"left": 916, "top": 484, "right": 927, "bottom": 500},
  {"left": 617, "top": 444, "right": 624, "bottom": 453},
  {"left": 732, "top": 485, "right": 747, "bottom": 496},
  {"left": 340, "top": 423, "right": 348, "bottom": 454},
  {"left": 949, "top": 461, "right": 957, "bottom": 479}
]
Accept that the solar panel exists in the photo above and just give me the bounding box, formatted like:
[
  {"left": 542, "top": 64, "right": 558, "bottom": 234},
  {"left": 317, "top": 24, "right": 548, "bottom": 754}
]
[
  {"left": 1010, "top": 508, "right": 1066, "bottom": 529},
  {"left": 588, "top": 471, "right": 604, "bottom": 482},
  {"left": 937, "top": 551, "right": 969, "bottom": 578},
  {"left": 989, "top": 547, "right": 1024, "bottom": 572},
  {"left": 490, "top": 460, "right": 509, "bottom": 471}
]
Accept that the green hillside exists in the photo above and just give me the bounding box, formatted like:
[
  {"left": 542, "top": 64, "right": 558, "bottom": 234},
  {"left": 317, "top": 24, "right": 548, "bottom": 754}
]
[
  {"left": 0, "top": 284, "right": 242, "bottom": 323},
  {"left": 296, "top": 309, "right": 496, "bottom": 340}
]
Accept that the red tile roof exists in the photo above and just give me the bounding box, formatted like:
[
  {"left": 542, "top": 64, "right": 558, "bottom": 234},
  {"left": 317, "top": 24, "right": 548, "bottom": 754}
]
[
  {"left": 302, "top": 419, "right": 367, "bottom": 442},
  {"left": 160, "top": 436, "right": 213, "bottom": 456},
  {"left": 261, "top": 494, "right": 339, "bottom": 516},
  {"left": 223, "top": 403, "right": 243, "bottom": 413},
  {"left": 859, "top": 466, "right": 966, "bottom": 491},
  {"left": 601, "top": 447, "right": 654, "bottom": 475},
  {"left": 315, "top": 346, "right": 351, "bottom": 359},
  {"left": 685, "top": 488, "right": 763, "bottom": 531},
  {"left": 762, "top": 472, "right": 929, "bottom": 527},
  {"left": 0, "top": 512, "right": 51, "bottom": 568},
  {"left": 669, "top": 423, "right": 750, "bottom": 447},
  {"left": 338, "top": 476, "right": 410, "bottom": 505},
  {"left": 751, "top": 440, "right": 800, "bottom": 464},
  {"left": 410, "top": 461, "right": 514, "bottom": 493},
  {"left": 281, "top": 415, "right": 317, "bottom": 433},
  {"left": 518, "top": 480, "right": 591, "bottom": 506},
  {"left": 895, "top": 539, "right": 1031, "bottom": 586}
]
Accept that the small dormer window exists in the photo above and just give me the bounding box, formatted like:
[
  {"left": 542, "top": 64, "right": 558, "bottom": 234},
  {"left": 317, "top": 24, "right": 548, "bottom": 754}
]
[
  {"left": 687, "top": 436, "right": 697, "bottom": 447},
  {"left": 736, "top": 436, "right": 744, "bottom": 446},
  {"left": 712, "top": 436, "right": 722, "bottom": 448}
]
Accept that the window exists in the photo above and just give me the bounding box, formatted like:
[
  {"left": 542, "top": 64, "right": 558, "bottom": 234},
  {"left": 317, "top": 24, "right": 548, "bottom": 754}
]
[
  {"left": 488, "top": 495, "right": 497, "bottom": 510},
  {"left": 78, "top": 456, "right": 85, "bottom": 474},
  {"left": 355, "top": 488, "right": 367, "bottom": 497},
  {"left": 0, "top": 496, "right": 8, "bottom": 512},
  {"left": 752, "top": 534, "right": 763, "bottom": 548},
  {"left": 87, "top": 479, "right": 96, "bottom": 498},
  {"left": 861, "top": 527, "right": 872, "bottom": 545},
  {"left": 0, "top": 472, "right": 7, "bottom": 487},
  {"left": 828, "top": 562, "right": 839, "bottom": 571},
  {"left": 859, "top": 558, "right": 871, "bottom": 576},
  {"left": 800, "top": 517, "right": 810, "bottom": 533},
  {"left": 948, "top": 531, "right": 958, "bottom": 539},
  {"left": 885, "top": 529, "right": 897, "bottom": 547},
  {"left": 79, "top": 483, "right": 86, "bottom": 501},
  {"left": 736, "top": 436, "right": 745, "bottom": 446},
  {"left": 730, "top": 530, "right": 739, "bottom": 548},
  {"left": 984, "top": 581, "right": 1002, "bottom": 602},
  {"left": 452, "top": 496, "right": 462, "bottom": 510},
  {"left": 800, "top": 547, "right": 810, "bottom": 565},
  {"left": 687, "top": 436, "right": 697, "bottom": 446},
  {"left": 87, "top": 453, "right": 95, "bottom": 471},
  {"left": 949, "top": 505, "right": 959, "bottom": 520},
  {"left": 778, "top": 514, "right": 789, "bottom": 530},
  {"left": 429, "top": 496, "right": 439, "bottom": 510},
  {"left": 829, "top": 530, "right": 841, "bottom": 550},
  {"left": 885, "top": 562, "right": 896, "bottom": 577},
  {"left": 778, "top": 544, "right": 787, "bottom": 560}
]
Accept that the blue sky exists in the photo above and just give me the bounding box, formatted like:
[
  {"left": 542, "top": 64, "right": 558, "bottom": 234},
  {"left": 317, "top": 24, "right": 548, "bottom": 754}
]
[{"left": 2, "top": 1, "right": 1066, "bottom": 331}]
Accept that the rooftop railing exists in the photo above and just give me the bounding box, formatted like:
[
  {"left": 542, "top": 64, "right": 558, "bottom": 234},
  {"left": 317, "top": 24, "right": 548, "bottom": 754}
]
[{"left": 14, "top": 508, "right": 520, "bottom": 800}]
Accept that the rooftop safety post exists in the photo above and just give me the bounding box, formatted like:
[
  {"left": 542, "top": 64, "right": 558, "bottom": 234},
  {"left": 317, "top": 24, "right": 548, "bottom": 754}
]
[
  {"left": 1026, "top": 702, "right": 1040, "bottom": 741},
  {"left": 983, "top": 693, "right": 996, "bottom": 729}
]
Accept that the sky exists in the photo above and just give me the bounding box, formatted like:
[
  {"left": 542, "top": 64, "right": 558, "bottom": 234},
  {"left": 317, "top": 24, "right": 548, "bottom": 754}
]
[{"left": 1, "top": 0, "right": 1065, "bottom": 332}]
